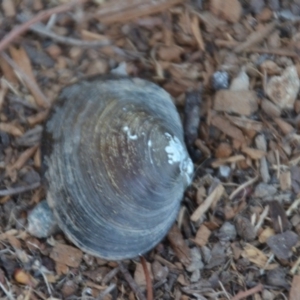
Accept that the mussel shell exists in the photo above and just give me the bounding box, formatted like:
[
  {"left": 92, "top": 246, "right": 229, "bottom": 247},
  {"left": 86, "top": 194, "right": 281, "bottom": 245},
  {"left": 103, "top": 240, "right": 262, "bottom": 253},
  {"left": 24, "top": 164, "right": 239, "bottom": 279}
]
[{"left": 42, "top": 76, "right": 193, "bottom": 260}]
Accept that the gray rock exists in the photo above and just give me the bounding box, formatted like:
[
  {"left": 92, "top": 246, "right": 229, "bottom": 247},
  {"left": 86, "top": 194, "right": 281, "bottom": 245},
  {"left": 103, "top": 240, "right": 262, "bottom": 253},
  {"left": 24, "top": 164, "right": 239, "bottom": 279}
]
[
  {"left": 254, "top": 183, "right": 277, "bottom": 198},
  {"left": 27, "top": 200, "right": 58, "bottom": 238},
  {"left": 217, "top": 222, "right": 236, "bottom": 242},
  {"left": 212, "top": 71, "right": 229, "bottom": 91}
]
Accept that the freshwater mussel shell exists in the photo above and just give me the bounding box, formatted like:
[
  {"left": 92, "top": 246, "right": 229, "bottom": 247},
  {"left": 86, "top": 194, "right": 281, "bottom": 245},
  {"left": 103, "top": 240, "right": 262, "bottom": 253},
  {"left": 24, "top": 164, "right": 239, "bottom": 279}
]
[{"left": 42, "top": 76, "right": 193, "bottom": 260}]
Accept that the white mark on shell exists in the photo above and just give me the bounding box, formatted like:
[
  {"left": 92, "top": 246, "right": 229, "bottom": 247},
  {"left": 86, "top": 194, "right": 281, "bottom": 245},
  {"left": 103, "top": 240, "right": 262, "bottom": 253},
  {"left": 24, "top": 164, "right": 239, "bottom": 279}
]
[
  {"left": 123, "top": 126, "right": 138, "bottom": 140},
  {"left": 165, "top": 133, "right": 193, "bottom": 184},
  {"left": 148, "top": 140, "right": 153, "bottom": 164}
]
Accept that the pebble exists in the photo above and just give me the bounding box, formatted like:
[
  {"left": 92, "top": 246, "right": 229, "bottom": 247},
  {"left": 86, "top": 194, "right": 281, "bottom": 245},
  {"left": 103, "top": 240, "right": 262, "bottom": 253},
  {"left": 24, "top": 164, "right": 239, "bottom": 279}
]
[
  {"left": 230, "top": 69, "right": 250, "bottom": 91},
  {"left": 27, "top": 200, "right": 58, "bottom": 238},
  {"left": 267, "top": 230, "right": 298, "bottom": 259},
  {"left": 254, "top": 183, "right": 277, "bottom": 198},
  {"left": 217, "top": 222, "right": 236, "bottom": 242},
  {"left": 218, "top": 165, "right": 231, "bottom": 179},
  {"left": 250, "top": 0, "right": 265, "bottom": 14},
  {"left": 266, "top": 65, "right": 300, "bottom": 109},
  {"left": 212, "top": 71, "right": 229, "bottom": 90},
  {"left": 268, "top": 0, "right": 280, "bottom": 11}
]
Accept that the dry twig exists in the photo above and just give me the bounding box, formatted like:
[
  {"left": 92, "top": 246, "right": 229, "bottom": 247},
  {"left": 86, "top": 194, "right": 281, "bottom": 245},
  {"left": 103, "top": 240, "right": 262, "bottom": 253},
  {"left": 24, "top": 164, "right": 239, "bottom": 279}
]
[
  {"left": 0, "top": 0, "right": 88, "bottom": 52},
  {"left": 118, "top": 262, "right": 146, "bottom": 300},
  {"left": 0, "top": 182, "right": 40, "bottom": 196},
  {"left": 140, "top": 256, "right": 153, "bottom": 300},
  {"left": 16, "top": 14, "right": 111, "bottom": 48},
  {"left": 231, "top": 284, "right": 264, "bottom": 300}
]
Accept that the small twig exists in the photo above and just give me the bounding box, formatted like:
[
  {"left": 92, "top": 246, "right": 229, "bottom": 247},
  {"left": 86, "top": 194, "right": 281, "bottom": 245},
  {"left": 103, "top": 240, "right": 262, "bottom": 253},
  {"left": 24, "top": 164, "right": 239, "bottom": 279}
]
[
  {"left": 229, "top": 176, "right": 259, "bottom": 200},
  {"left": 0, "top": 182, "right": 40, "bottom": 196},
  {"left": 0, "top": 0, "right": 88, "bottom": 52},
  {"left": 140, "top": 256, "right": 153, "bottom": 300},
  {"left": 286, "top": 197, "right": 300, "bottom": 217},
  {"left": 97, "top": 283, "right": 116, "bottom": 300},
  {"left": 16, "top": 14, "right": 111, "bottom": 48},
  {"left": 231, "top": 284, "right": 264, "bottom": 300},
  {"left": 118, "top": 262, "right": 146, "bottom": 300},
  {"left": 101, "top": 266, "right": 120, "bottom": 285},
  {"left": 0, "top": 52, "right": 50, "bottom": 108},
  {"left": 0, "top": 280, "right": 15, "bottom": 300},
  {"left": 244, "top": 47, "right": 300, "bottom": 58},
  {"left": 218, "top": 281, "right": 231, "bottom": 300},
  {"left": 254, "top": 205, "right": 269, "bottom": 233}
]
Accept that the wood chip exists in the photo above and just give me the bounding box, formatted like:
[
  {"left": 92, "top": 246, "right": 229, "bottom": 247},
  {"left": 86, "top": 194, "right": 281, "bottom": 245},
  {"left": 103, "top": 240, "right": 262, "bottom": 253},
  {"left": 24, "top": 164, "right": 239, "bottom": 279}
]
[
  {"left": 211, "top": 115, "right": 246, "bottom": 143},
  {"left": 191, "top": 183, "right": 224, "bottom": 222},
  {"left": 210, "top": 0, "right": 242, "bottom": 23},
  {"left": 134, "top": 262, "right": 153, "bottom": 288},
  {"left": 214, "top": 90, "right": 258, "bottom": 116},
  {"left": 266, "top": 66, "right": 300, "bottom": 110},
  {"left": 289, "top": 275, "right": 300, "bottom": 300},
  {"left": 280, "top": 171, "right": 291, "bottom": 191},
  {"left": 212, "top": 155, "right": 245, "bottom": 168},
  {"left": 8, "top": 145, "right": 39, "bottom": 172},
  {"left": 0, "top": 57, "right": 18, "bottom": 84},
  {"left": 93, "top": 0, "right": 185, "bottom": 24},
  {"left": 193, "top": 224, "right": 211, "bottom": 247},
  {"left": 274, "top": 118, "right": 294, "bottom": 135},
  {"left": 0, "top": 122, "right": 24, "bottom": 136},
  {"left": 226, "top": 115, "right": 263, "bottom": 132},
  {"left": 261, "top": 98, "right": 281, "bottom": 117},
  {"left": 9, "top": 46, "right": 48, "bottom": 108},
  {"left": 214, "top": 142, "right": 232, "bottom": 158},
  {"left": 190, "top": 14, "right": 205, "bottom": 51},
  {"left": 1, "top": 0, "right": 16, "bottom": 17},
  {"left": 167, "top": 224, "right": 191, "bottom": 266},
  {"left": 242, "top": 243, "right": 269, "bottom": 269},
  {"left": 234, "top": 22, "right": 276, "bottom": 53},
  {"left": 258, "top": 227, "right": 275, "bottom": 244},
  {"left": 50, "top": 243, "right": 83, "bottom": 268}
]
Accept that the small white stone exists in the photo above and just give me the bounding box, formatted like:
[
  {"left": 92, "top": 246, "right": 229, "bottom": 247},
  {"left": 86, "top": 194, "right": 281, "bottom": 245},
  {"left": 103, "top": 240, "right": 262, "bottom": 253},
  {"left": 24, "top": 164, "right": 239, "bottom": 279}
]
[
  {"left": 230, "top": 69, "right": 250, "bottom": 91},
  {"left": 27, "top": 200, "right": 58, "bottom": 238},
  {"left": 219, "top": 165, "right": 231, "bottom": 178}
]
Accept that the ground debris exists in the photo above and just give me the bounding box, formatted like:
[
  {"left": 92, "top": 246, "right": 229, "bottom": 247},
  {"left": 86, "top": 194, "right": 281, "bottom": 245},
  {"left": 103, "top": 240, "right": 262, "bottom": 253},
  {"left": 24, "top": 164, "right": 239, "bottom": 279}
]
[{"left": 0, "top": 0, "right": 299, "bottom": 298}]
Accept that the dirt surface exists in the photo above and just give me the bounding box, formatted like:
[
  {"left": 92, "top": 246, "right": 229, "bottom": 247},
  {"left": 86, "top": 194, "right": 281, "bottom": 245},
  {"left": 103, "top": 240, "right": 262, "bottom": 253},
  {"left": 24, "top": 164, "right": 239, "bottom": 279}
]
[{"left": 0, "top": 0, "right": 300, "bottom": 299}]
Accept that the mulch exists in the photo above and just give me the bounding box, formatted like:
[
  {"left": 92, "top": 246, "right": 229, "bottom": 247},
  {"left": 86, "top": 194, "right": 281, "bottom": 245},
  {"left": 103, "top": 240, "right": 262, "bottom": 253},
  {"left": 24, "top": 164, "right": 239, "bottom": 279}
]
[{"left": 0, "top": 0, "right": 300, "bottom": 299}]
